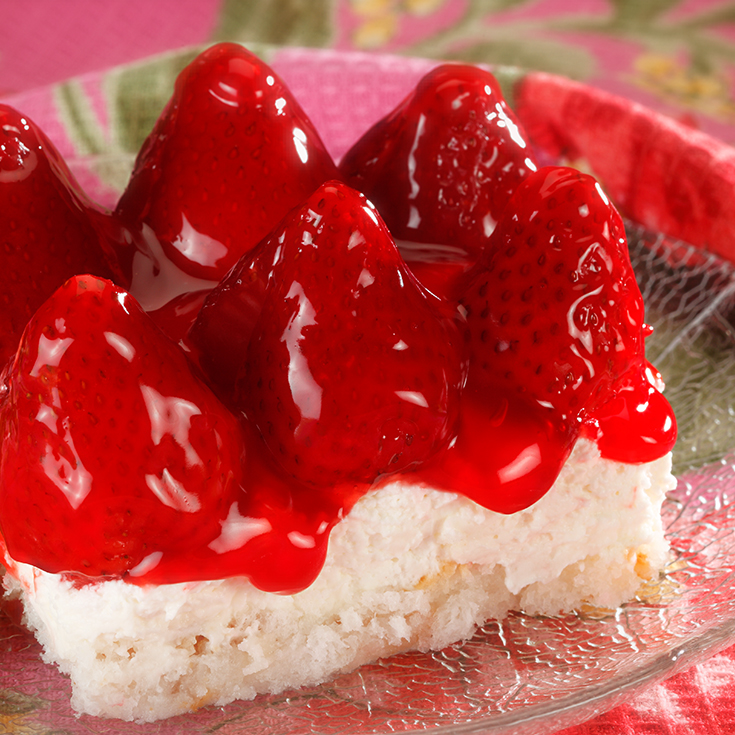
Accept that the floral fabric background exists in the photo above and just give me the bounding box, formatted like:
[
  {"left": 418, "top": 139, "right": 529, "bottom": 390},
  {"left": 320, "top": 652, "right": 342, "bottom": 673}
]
[
  {"left": 1, "top": 0, "right": 735, "bottom": 144},
  {"left": 1, "top": 2, "right": 735, "bottom": 735}
]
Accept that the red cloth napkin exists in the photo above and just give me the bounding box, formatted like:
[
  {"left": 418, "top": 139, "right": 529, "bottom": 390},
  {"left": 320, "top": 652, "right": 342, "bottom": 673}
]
[{"left": 560, "top": 643, "right": 735, "bottom": 734}]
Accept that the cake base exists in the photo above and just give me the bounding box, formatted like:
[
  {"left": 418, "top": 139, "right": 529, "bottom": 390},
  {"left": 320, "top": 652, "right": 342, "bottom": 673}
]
[{"left": 3, "top": 440, "right": 675, "bottom": 722}]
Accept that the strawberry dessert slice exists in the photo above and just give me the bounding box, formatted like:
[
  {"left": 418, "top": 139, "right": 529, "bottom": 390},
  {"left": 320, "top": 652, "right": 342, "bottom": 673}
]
[
  {"left": 0, "top": 105, "right": 119, "bottom": 367},
  {"left": 114, "top": 43, "right": 341, "bottom": 334},
  {"left": 0, "top": 275, "right": 246, "bottom": 579},
  {"left": 191, "top": 180, "right": 467, "bottom": 487},
  {"left": 0, "top": 49, "right": 679, "bottom": 725},
  {"left": 340, "top": 63, "right": 538, "bottom": 298}
]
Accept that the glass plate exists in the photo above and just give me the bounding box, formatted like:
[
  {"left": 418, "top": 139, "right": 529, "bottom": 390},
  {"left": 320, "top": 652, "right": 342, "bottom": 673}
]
[{"left": 1, "top": 47, "right": 735, "bottom": 735}]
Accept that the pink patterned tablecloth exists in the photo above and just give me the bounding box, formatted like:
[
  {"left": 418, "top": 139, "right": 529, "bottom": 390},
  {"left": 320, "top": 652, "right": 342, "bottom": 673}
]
[
  {"left": 3, "top": 0, "right": 735, "bottom": 146},
  {"left": 2, "top": 2, "right": 735, "bottom": 733}
]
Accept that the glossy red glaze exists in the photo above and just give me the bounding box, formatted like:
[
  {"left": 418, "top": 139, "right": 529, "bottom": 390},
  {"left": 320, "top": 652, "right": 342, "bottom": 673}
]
[
  {"left": 397, "top": 240, "right": 474, "bottom": 302},
  {"left": 419, "top": 385, "right": 574, "bottom": 514},
  {"left": 135, "top": 422, "right": 355, "bottom": 593},
  {"left": 102, "top": 351, "right": 675, "bottom": 588},
  {"left": 592, "top": 361, "right": 677, "bottom": 464}
]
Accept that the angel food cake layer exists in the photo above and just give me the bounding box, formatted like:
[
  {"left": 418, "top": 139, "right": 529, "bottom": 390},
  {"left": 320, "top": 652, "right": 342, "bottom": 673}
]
[
  {"left": 5, "top": 441, "right": 674, "bottom": 722},
  {"left": 0, "top": 44, "right": 677, "bottom": 722}
]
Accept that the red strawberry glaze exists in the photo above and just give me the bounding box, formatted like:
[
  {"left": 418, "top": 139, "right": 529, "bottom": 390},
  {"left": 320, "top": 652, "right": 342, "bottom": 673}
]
[
  {"left": 419, "top": 387, "right": 573, "bottom": 514},
  {"left": 588, "top": 361, "right": 677, "bottom": 464},
  {"left": 397, "top": 240, "right": 475, "bottom": 302},
  {"left": 414, "top": 367, "right": 676, "bottom": 515},
  {"left": 127, "top": 422, "right": 363, "bottom": 593},
  {"left": 66, "top": 343, "right": 675, "bottom": 590}
]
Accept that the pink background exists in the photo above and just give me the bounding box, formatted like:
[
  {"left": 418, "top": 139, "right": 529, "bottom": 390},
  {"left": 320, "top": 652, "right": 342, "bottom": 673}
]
[{"left": 2, "top": 0, "right": 735, "bottom": 143}]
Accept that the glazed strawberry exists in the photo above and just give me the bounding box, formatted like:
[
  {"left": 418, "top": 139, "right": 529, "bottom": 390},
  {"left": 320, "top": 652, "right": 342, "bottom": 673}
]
[
  {"left": 417, "top": 166, "right": 676, "bottom": 514},
  {"left": 192, "top": 181, "right": 467, "bottom": 487},
  {"left": 0, "top": 275, "right": 246, "bottom": 578},
  {"left": 461, "top": 166, "right": 645, "bottom": 427},
  {"left": 339, "top": 63, "right": 538, "bottom": 281},
  {"left": 115, "top": 42, "right": 341, "bottom": 296},
  {"left": 0, "top": 105, "right": 119, "bottom": 367}
]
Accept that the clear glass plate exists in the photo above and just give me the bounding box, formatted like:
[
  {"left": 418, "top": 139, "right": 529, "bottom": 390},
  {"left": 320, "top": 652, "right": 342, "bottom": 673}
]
[{"left": 1, "top": 48, "right": 735, "bottom": 735}]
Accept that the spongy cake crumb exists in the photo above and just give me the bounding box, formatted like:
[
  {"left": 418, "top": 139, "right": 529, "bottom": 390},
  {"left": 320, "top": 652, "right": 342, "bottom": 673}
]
[{"left": 3, "top": 440, "right": 675, "bottom": 722}]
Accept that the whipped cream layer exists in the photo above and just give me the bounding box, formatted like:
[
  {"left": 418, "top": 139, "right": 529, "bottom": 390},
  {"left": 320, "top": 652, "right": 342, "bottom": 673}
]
[{"left": 4, "top": 439, "right": 675, "bottom": 722}]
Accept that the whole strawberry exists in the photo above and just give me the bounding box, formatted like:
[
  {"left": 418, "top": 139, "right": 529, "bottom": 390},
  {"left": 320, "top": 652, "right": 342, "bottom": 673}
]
[
  {"left": 415, "top": 166, "right": 673, "bottom": 515},
  {"left": 461, "top": 166, "right": 646, "bottom": 431},
  {"left": 340, "top": 64, "right": 537, "bottom": 264},
  {"left": 191, "top": 181, "right": 467, "bottom": 487},
  {"left": 0, "top": 105, "right": 118, "bottom": 367},
  {"left": 115, "top": 42, "right": 341, "bottom": 293},
  {"left": 0, "top": 275, "right": 246, "bottom": 578}
]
